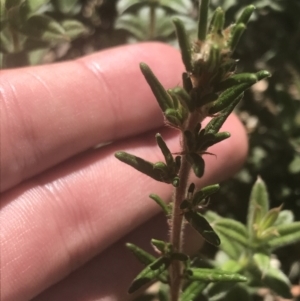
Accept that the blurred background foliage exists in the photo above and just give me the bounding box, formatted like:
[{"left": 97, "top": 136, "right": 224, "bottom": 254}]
[{"left": 1, "top": 0, "right": 299, "bottom": 282}]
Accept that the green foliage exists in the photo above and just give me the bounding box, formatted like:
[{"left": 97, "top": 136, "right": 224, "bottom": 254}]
[
  {"left": 113, "top": 2, "right": 296, "bottom": 301},
  {"left": 0, "top": 0, "right": 103, "bottom": 68},
  {"left": 206, "top": 177, "right": 300, "bottom": 300}
]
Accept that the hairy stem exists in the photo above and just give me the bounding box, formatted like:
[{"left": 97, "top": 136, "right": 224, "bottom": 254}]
[{"left": 169, "top": 113, "right": 206, "bottom": 301}]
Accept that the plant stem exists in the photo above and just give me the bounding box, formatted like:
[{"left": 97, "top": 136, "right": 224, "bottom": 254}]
[
  {"left": 149, "top": 3, "right": 155, "bottom": 39},
  {"left": 169, "top": 153, "right": 190, "bottom": 301},
  {"left": 169, "top": 113, "right": 206, "bottom": 301}
]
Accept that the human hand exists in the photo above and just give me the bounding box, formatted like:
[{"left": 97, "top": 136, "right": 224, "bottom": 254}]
[{"left": 1, "top": 43, "right": 248, "bottom": 301}]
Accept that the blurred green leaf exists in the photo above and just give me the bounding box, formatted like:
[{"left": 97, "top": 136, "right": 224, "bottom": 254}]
[
  {"left": 253, "top": 253, "right": 270, "bottom": 276},
  {"left": 21, "top": 15, "right": 68, "bottom": 42},
  {"left": 268, "top": 222, "right": 300, "bottom": 249},
  {"left": 181, "top": 281, "right": 206, "bottom": 301},
  {"left": 128, "top": 257, "right": 170, "bottom": 293},
  {"left": 60, "top": 19, "right": 88, "bottom": 39},
  {"left": 186, "top": 268, "right": 247, "bottom": 282},
  {"left": 247, "top": 177, "right": 269, "bottom": 237},
  {"left": 185, "top": 211, "right": 220, "bottom": 246},
  {"left": 53, "top": 0, "right": 79, "bottom": 14},
  {"left": 263, "top": 267, "right": 292, "bottom": 298},
  {"left": 126, "top": 243, "right": 156, "bottom": 266}
]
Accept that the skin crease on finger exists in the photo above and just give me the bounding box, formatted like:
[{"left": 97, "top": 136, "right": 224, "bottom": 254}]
[
  {"left": 1, "top": 113, "right": 248, "bottom": 301},
  {"left": 0, "top": 43, "right": 184, "bottom": 192}
]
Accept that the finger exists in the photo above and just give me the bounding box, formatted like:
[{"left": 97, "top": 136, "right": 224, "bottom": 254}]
[
  {"left": 1, "top": 114, "right": 247, "bottom": 301},
  {"left": 32, "top": 213, "right": 202, "bottom": 301},
  {"left": 0, "top": 42, "right": 183, "bottom": 192}
]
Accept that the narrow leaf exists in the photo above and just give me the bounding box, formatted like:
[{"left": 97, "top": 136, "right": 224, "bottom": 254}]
[
  {"left": 215, "top": 218, "right": 248, "bottom": 241},
  {"left": 214, "top": 224, "right": 249, "bottom": 248},
  {"left": 263, "top": 267, "right": 292, "bottom": 298},
  {"left": 215, "top": 73, "right": 257, "bottom": 92},
  {"left": 223, "top": 284, "right": 252, "bottom": 301},
  {"left": 274, "top": 210, "right": 294, "bottom": 226},
  {"left": 259, "top": 205, "right": 282, "bottom": 231},
  {"left": 209, "top": 82, "right": 253, "bottom": 115},
  {"left": 115, "top": 151, "right": 171, "bottom": 184},
  {"left": 192, "top": 184, "right": 220, "bottom": 207},
  {"left": 253, "top": 253, "right": 271, "bottom": 276},
  {"left": 229, "top": 23, "right": 246, "bottom": 51},
  {"left": 187, "top": 153, "right": 205, "bottom": 178},
  {"left": 21, "top": 15, "right": 68, "bottom": 42},
  {"left": 170, "top": 86, "right": 193, "bottom": 111},
  {"left": 186, "top": 268, "right": 247, "bottom": 282},
  {"left": 149, "top": 194, "right": 171, "bottom": 216},
  {"left": 205, "top": 94, "right": 242, "bottom": 134},
  {"left": 198, "top": 0, "right": 209, "bottom": 40},
  {"left": 128, "top": 257, "right": 170, "bottom": 293},
  {"left": 173, "top": 18, "right": 192, "bottom": 72},
  {"left": 210, "top": 7, "right": 225, "bottom": 34},
  {"left": 247, "top": 177, "right": 269, "bottom": 237},
  {"left": 185, "top": 211, "right": 220, "bottom": 246},
  {"left": 140, "top": 62, "right": 173, "bottom": 112},
  {"left": 181, "top": 281, "right": 206, "bottom": 301},
  {"left": 236, "top": 5, "right": 256, "bottom": 25},
  {"left": 126, "top": 243, "right": 156, "bottom": 265},
  {"left": 155, "top": 133, "right": 174, "bottom": 167},
  {"left": 268, "top": 222, "right": 300, "bottom": 249}
]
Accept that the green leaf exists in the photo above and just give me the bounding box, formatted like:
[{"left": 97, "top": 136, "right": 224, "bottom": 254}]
[
  {"left": 221, "top": 259, "right": 244, "bottom": 273},
  {"left": 214, "top": 225, "right": 249, "bottom": 248},
  {"left": 21, "top": 15, "right": 68, "bottom": 42},
  {"left": 205, "top": 211, "right": 244, "bottom": 259},
  {"left": 185, "top": 211, "right": 220, "bottom": 246},
  {"left": 253, "top": 253, "right": 270, "bottom": 276},
  {"left": 198, "top": 0, "right": 209, "bottom": 40},
  {"left": 186, "top": 268, "right": 247, "bottom": 282},
  {"left": 209, "top": 82, "right": 255, "bottom": 115},
  {"left": 214, "top": 218, "right": 249, "bottom": 247},
  {"left": 181, "top": 281, "right": 206, "bottom": 301},
  {"left": 20, "top": 0, "right": 50, "bottom": 19},
  {"left": 169, "top": 86, "right": 193, "bottom": 111},
  {"left": 268, "top": 222, "right": 300, "bottom": 249},
  {"left": 210, "top": 7, "right": 224, "bottom": 34},
  {"left": 126, "top": 243, "right": 156, "bottom": 265},
  {"left": 215, "top": 73, "right": 257, "bottom": 92},
  {"left": 229, "top": 23, "right": 246, "bottom": 51},
  {"left": 247, "top": 177, "right": 269, "bottom": 238},
  {"left": 115, "top": 151, "right": 173, "bottom": 184},
  {"left": 149, "top": 194, "right": 171, "bottom": 216},
  {"left": 173, "top": 18, "right": 192, "bottom": 72},
  {"left": 187, "top": 153, "right": 205, "bottom": 178},
  {"left": 191, "top": 184, "right": 220, "bottom": 207},
  {"left": 205, "top": 94, "right": 242, "bottom": 134},
  {"left": 155, "top": 133, "right": 174, "bottom": 168},
  {"left": 140, "top": 62, "right": 173, "bottom": 112},
  {"left": 259, "top": 205, "right": 282, "bottom": 231},
  {"left": 236, "top": 5, "right": 256, "bottom": 25},
  {"left": 207, "top": 44, "right": 221, "bottom": 72},
  {"left": 274, "top": 210, "right": 294, "bottom": 226},
  {"left": 206, "top": 282, "right": 238, "bottom": 301},
  {"left": 263, "top": 267, "right": 292, "bottom": 298},
  {"left": 151, "top": 239, "right": 170, "bottom": 254},
  {"left": 53, "top": 0, "right": 79, "bottom": 14},
  {"left": 60, "top": 19, "right": 88, "bottom": 40},
  {"left": 223, "top": 284, "right": 251, "bottom": 301},
  {"left": 128, "top": 257, "right": 170, "bottom": 293}
]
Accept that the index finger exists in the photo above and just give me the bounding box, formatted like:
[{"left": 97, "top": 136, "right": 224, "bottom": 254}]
[{"left": 0, "top": 43, "right": 183, "bottom": 192}]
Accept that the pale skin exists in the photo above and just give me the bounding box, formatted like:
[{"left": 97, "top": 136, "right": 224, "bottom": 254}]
[{"left": 0, "top": 43, "right": 248, "bottom": 301}]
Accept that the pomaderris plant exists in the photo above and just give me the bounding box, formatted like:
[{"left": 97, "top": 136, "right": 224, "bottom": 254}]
[{"left": 113, "top": 1, "right": 293, "bottom": 300}]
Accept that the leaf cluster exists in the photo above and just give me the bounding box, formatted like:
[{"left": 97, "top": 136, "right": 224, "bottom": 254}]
[
  {"left": 113, "top": 3, "right": 283, "bottom": 300},
  {"left": 0, "top": 0, "right": 92, "bottom": 67},
  {"left": 205, "top": 177, "right": 300, "bottom": 300}
]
